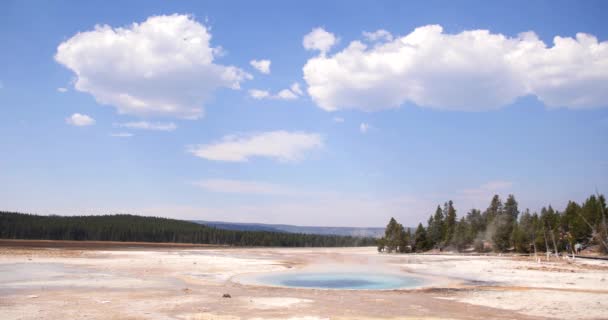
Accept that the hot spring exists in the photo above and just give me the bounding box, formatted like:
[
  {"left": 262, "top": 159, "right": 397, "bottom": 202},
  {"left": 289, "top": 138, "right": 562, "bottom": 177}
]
[{"left": 250, "top": 271, "right": 424, "bottom": 290}]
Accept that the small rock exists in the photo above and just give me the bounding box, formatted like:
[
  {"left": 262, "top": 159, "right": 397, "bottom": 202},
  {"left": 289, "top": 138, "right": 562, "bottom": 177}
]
[{"left": 222, "top": 293, "right": 231, "bottom": 298}]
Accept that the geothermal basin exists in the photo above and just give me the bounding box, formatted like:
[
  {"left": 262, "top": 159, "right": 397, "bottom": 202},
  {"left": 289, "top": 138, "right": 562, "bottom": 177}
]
[{"left": 2, "top": 244, "right": 608, "bottom": 320}]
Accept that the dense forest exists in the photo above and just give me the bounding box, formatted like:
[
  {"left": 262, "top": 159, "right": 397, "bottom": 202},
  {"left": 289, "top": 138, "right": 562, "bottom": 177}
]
[
  {"left": 378, "top": 193, "right": 608, "bottom": 255},
  {"left": 0, "top": 212, "right": 376, "bottom": 247}
]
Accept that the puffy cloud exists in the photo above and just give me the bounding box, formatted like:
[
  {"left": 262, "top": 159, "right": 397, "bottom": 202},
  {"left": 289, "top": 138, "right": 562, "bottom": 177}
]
[
  {"left": 66, "top": 113, "right": 95, "bottom": 126},
  {"left": 193, "top": 179, "right": 295, "bottom": 195},
  {"left": 303, "top": 27, "right": 337, "bottom": 54},
  {"left": 362, "top": 29, "right": 393, "bottom": 42},
  {"left": 359, "top": 122, "right": 370, "bottom": 133},
  {"left": 276, "top": 89, "right": 298, "bottom": 100},
  {"left": 303, "top": 25, "right": 608, "bottom": 112},
  {"left": 116, "top": 121, "right": 176, "bottom": 131},
  {"left": 55, "top": 14, "right": 250, "bottom": 119},
  {"left": 250, "top": 59, "right": 271, "bottom": 74},
  {"left": 57, "top": 87, "right": 68, "bottom": 93},
  {"left": 188, "top": 130, "right": 323, "bottom": 162},
  {"left": 248, "top": 89, "right": 270, "bottom": 99},
  {"left": 290, "top": 82, "right": 303, "bottom": 96},
  {"left": 248, "top": 82, "right": 304, "bottom": 100}
]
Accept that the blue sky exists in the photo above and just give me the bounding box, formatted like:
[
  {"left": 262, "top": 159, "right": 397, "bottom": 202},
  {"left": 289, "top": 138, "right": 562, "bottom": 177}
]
[{"left": 1, "top": 0, "right": 607, "bottom": 227}]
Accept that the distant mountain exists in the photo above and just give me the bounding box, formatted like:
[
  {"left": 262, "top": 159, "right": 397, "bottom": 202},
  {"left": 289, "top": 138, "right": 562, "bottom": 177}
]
[{"left": 193, "top": 220, "right": 387, "bottom": 238}]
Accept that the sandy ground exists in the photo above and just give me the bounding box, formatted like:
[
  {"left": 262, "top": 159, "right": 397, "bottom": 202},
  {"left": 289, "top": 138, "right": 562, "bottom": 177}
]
[{"left": 1, "top": 242, "right": 607, "bottom": 320}]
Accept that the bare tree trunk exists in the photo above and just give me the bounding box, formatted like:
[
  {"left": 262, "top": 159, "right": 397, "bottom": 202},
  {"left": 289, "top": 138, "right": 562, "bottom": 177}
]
[
  {"left": 599, "top": 192, "right": 608, "bottom": 253},
  {"left": 532, "top": 231, "right": 538, "bottom": 258},
  {"left": 543, "top": 228, "right": 550, "bottom": 260},
  {"left": 550, "top": 229, "right": 559, "bottom": 258},
  {"left": 576, "top": 210, "right": 608, "bottom": 252},
  {"left": 570, "top": 240, "right": 576, "bottom": 259}
]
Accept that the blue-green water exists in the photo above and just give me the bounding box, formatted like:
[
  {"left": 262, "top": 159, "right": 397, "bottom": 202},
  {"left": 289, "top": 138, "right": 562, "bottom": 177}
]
[{"left": 256, "top": 272, "right": 423, "bottom": 290}]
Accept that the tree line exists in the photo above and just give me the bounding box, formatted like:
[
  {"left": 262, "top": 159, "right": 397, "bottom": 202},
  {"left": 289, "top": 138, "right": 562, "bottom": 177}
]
[
  {"left": 0, "top": 212, "right": 376, "bottom": 247},
  {"left": 377, "top": 193, "right": 608, "bottom": 254}
]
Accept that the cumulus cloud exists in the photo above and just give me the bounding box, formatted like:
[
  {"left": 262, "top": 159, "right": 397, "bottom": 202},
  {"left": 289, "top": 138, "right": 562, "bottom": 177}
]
[
  {"left": 359, "top": 122, "right": 370, "bottom": 133},
  {"left": 57, "top": 87, "right": 68, "bottom": 93},
  {"left": 250, "top": 59, "right": 271, "bottom": 74},
  {"left": 55, "top": 14, "right": 250, "bottom": 119},
  {"left": 116, "top": 121, "right": 176, "bottom": 131},
  {"left": 303, "top": 25, "right": 608, "bottom": 112},
  {"left": 363, "top": 29, "right": 393, "bottom": 42},
  {"left": 193, "top": 179, "right": 295, "bottom": 195},
  {"left": 290, "top": 82, "right": 303, "bottom": 95},
  {"left": 275, "top": 89, "right": 298, "bottom": 100},
  {"left": 188, "top": 130, "right": 323, "bottom": 162},
  {"left": 248, "top": 89, "right": 271, "bottom": 99},
  {"left": 303, "top": 27, "right": 337, "bottom": 54},
  {"left": 248, "top": 82, "right": 304, "bottom": 100},
  {"left": 66, "top": 113, "right": 95, "bottom": 126}
]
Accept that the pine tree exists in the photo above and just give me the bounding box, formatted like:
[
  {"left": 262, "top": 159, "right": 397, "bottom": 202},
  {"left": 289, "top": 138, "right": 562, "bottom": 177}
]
[
  {"left": 452, "top": 217, "right": 468, "bottom": 251},
  {"left": 383, "top": 217, "right": 405, "bottom": 253},
  {"left": 491, "top": 194, "right": 519, "bottom": 252},
  {"left": 444, "top": 200, "right": 457, "bottom": 245},
  {"left": 428, "top": 205, "right": 445, "bottom": 248},
  {"left": 414, "top": 223, "right": 428, "bottom": 252}
]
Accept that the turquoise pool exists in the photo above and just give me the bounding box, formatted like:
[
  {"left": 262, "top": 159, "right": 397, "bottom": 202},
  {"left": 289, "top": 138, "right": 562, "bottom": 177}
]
[{"left": 254, "top": 271, "right": 424, "bottom": 290}]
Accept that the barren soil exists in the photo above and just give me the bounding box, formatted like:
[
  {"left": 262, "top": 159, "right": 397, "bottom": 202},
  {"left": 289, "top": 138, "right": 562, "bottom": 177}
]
[{"left": 1, "top": 240, "right": 607, "bottom": 320}]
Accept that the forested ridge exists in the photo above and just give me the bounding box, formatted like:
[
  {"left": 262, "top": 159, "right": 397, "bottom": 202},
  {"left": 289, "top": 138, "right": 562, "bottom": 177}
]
[
  {"left": 0, "top": 212, "right": 376, "bottom": 247},
  {"left": 378, "top": 193, "right": 608, "bottom": 255}
]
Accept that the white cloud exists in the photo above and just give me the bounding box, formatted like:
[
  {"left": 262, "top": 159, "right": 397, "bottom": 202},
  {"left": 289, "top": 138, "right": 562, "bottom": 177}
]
[
  {"left": 55, "top": 14, "right": 250, "bottom": 119},
  {"left": 303, "top": 25, "right": 608, "bottom": 112},
  {"left": 359, "top": 122, "right": 370, "bottom": 133},
  {"left": 57, "top": 87, "right": 68, "bottom": 93},
  {"left": 188, "top": 130, "right": 323, "bottom": 162},
  {"left": 66, "top": 113, "right": 95, "bottom": 126},
  {"left": 193, "top": 179, "right": 295, "bottom": 195},
  {"left": 250, "top": 59, "right": 271, "bottom": 74},
  {"left": 248, "top": 82, "right": 304, "bottom": 101},
  {"left": 248, "top": 89, "right": 271, "bottom": 99},
  {"left": 333, "top": 117, "right": 344, "bottom": 123},
  {"left": 116, "top": 121, "right": 176, "bottom": 131},
  {"left": 276, "top": 89, "right": 298, "bottom": 100},
  {"left": 109, "top": 132, "right": 133, "bottom": 137},
  {"left": 290, "top": 82, "right": 303, "bottom": 95},
  {"left": 362, "top": 29, "right": 393, "bottom": 42},
  {"left": 303, "top": 27, "right": 337, "bottom": 54}
]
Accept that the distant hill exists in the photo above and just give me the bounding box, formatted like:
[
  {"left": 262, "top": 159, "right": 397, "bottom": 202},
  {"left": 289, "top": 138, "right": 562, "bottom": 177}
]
[
  {"left": 0, "top": 212, "right": 377, "bottom": 247},
  {"left": 193, "top": 220, "right": 389, "bottom": 238}
]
